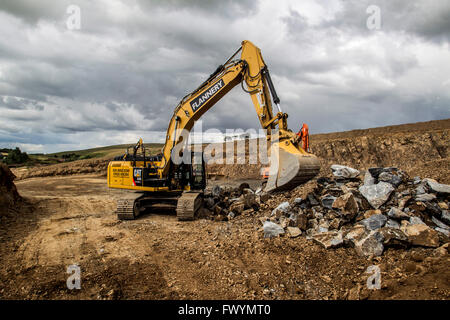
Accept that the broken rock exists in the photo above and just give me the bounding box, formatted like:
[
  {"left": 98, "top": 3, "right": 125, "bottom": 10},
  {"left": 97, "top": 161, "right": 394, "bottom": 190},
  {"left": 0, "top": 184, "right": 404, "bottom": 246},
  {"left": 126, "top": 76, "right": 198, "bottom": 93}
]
[
  {"left": 311, "top": 231, "right": 344, "bottom": 249},
  {"left": 379, "top": 227, "right": 409, "bottom": 248},
  {"left": 424, "top": 178, "right": 450, "bottom": 194},
  {"left": 331, "top": 164, "right": 360, "bottom": 179},
  {"left": 287, "top": 227, "right": 302, "bottom": 238},
  {"left": 263, "top": 221, "right": 285, "bottom": 238},
  {"left": 271, "top": 201, "right": 291, "bottom": 216},
  {"left": 386, "top": 219, "right": 401, "bottom": 229},
  {"left": 321, "top": 194, "right": 337, "bottom": 209},
  {"left": 354, "top": 231, "right": 384, "bottom": 257},
  {"left": 359, "top": 182, "right": 395, "bottom": 209},
  {"left": 387, "top": 207, "right": 410, "bottom": 220},
  {"left": 415, "top": 193, "right": 436, "bottom": 202},
  {"left": 343, "top": 225, "right": 367, "bottom": 247},
  {"left": 441, "top": 210, "right": 450, "bottom": 225},
  {"left": 332, "top": 193, "right": 359, "bottom": 220},
  {"left": 401, "top": 224, "right": 440, "bottom": 248}
]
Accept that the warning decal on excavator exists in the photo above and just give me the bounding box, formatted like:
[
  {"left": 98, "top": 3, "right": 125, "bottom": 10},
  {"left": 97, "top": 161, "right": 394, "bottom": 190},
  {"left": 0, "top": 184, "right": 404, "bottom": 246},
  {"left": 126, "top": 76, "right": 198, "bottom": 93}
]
[
  {"left": 190, "top": 79, "right": 225, "bottom": 113},
  {"left": 112, "top": 168, "right": 130, "bottom": 177}
]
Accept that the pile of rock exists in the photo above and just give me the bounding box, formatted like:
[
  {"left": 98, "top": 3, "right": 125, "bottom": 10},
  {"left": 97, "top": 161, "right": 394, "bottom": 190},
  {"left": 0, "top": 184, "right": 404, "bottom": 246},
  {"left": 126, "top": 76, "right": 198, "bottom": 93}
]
[
  {"left": 257, "top": 164, "right": 449, "bottom": 257},
  {"left": 202, "top": 183, "right": 263, "bottom": 221},
  {"left": 204, "top": 164, "right": 449, "bottom": 258}
]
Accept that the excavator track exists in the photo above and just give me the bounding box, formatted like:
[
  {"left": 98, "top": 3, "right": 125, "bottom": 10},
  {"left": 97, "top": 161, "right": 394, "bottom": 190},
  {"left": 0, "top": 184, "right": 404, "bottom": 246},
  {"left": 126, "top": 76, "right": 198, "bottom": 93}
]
[
  {"left": 116, "top": 192, "right": 145, "bottom": 220},
  {"left": 176, "top": 191, "right": 203, "bottom": 221}
]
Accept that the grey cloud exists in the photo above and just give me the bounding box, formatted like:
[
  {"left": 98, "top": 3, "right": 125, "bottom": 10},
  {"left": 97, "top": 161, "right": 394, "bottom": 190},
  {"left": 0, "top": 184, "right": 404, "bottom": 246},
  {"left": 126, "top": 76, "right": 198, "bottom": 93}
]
[{"left": 0, "top": 0, "right": 449, "bottom": 153}]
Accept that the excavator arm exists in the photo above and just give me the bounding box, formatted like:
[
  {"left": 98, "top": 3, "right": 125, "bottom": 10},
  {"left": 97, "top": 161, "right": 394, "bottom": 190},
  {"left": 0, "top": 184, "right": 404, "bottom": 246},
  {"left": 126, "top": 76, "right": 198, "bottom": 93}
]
[{"left": 158, "top": 40, "right": 320, "bottom": 191}]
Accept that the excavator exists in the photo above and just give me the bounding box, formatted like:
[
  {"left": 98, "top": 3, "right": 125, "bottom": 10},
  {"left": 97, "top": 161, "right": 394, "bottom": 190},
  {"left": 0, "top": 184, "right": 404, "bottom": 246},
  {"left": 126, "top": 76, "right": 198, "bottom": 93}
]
[{"left": 107, "top": 40, "right": 320, "bottom": 220}]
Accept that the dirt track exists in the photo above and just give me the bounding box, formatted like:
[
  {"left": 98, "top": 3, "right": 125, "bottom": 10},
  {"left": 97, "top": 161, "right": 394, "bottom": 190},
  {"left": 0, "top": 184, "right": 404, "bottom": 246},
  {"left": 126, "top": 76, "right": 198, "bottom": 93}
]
[{"left": 0, "top": 173, "right": 449, "bottom": 299}]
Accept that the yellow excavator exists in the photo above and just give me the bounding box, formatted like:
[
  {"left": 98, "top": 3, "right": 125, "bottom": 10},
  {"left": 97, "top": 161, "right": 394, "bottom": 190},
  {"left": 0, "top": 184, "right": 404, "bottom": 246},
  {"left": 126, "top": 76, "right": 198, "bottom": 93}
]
[{"left": 107, "top": 40, "right": 320, "bottom": 220}]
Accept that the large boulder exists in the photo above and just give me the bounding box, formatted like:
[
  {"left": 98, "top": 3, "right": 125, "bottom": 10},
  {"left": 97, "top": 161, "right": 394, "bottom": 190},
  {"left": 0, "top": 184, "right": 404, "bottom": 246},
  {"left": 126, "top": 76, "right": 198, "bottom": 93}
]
[{"left": 359, "top": 182, "right": 395, "bottom": 209}]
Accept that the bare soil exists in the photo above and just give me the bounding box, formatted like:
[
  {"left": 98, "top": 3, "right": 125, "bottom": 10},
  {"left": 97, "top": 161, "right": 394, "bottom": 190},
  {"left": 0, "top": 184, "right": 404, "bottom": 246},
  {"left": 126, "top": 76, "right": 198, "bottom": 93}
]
[{"left": 0, "top": 173, "right": 449, "bottom": 300}]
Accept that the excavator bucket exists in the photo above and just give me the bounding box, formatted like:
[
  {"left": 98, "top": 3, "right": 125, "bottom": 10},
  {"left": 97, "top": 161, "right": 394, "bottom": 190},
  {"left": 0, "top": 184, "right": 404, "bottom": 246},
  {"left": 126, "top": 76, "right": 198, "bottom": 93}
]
[{"left": 264, "top": 142, "right": 320, "bottom": 192}]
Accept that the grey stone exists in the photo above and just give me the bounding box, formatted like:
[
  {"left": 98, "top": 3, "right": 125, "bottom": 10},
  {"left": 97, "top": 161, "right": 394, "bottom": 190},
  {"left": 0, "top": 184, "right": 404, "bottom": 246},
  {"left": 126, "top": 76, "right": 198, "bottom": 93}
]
[
  {"left": 359, "top": 182, "right": 395, "bottom": 209},
  {"left": 363, "top": 171, "right": 375, "bottom": 186},
  {"left": 321, "top": 194, "right": 337, "bottom": 209},
  {"left": 424, "top": 178, "right": 450, "bottom": 194},
  {"left": 386, "top": 219, "right": 401, "bottom": 229},
  {"left": 387, "top": 207, "right": 410, "bottom": 220},
  {"left": 204, "top": 197, "right": 215, "bottom": 209},
  {"left": 415, "top": 184, "right": 427, "bottom": 195},
  {"left": 435, "top": 227, "right": 450, "bottom": 237},
  {"left": 441, "top": 210, "right": 450, "bottom": 225},
  {"left": 307, "top": 194, "right": 319, "bottom": 206},
  {"left": 413, "top": 176, "right": 421, "bottom": 185},
  {"left": 271, "top": 201, "right": 291, "bottom": 216},
  {"left": 354, "top": 231, "right": 384, "bottom": 257},
  {"left": 410, "top": 216, "right": 425, "bottom": 225},
  {"left": 263, "top": 221, "right": 285, "bottom": 238},
  {"left": 415, "top": 193, "right": 437, "bottom": 202},
  {"left": 379, "top": 172, "right": 402, "bottom": 187},
  {"left": 293, "top": 198, "right": 303, "bottom": 205},
  {"left": 331, "top": 164, "right": 360, "bottom": 179},
  {"left": 359, "top": 214, "right": 387, "bottom": 230},
  {"left": 212, "top": 185, "right": 224, "bottom": 197},
  {"left": 432, "top": 216, "right": 450, "bottom": 230}
]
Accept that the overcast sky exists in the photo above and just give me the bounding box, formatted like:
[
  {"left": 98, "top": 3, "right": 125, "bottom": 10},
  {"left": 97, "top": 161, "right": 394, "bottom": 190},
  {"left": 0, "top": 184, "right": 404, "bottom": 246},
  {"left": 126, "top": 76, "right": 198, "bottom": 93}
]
[{"left": 0, "top": 0, "right": 449, "bottom": 153}]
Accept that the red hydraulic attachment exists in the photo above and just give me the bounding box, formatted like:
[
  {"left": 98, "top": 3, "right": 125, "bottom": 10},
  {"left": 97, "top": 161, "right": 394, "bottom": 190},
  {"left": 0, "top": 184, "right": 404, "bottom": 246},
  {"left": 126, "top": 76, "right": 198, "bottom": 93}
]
[{"left": 296, "top": 123, "right": 310, "bottom": 152}]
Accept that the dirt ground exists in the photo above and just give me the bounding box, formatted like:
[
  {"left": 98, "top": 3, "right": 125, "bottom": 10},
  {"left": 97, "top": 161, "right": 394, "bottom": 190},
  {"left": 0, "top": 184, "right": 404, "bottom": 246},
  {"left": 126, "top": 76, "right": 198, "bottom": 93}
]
[{"left": 0, "top": 173, "right": 448, "bottom": 300}]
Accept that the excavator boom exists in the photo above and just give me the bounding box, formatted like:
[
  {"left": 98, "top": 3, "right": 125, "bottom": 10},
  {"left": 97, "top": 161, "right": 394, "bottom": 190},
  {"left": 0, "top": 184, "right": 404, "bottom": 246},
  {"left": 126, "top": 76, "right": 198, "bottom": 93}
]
[{"left": 159, "top": 40, "right": 320, "bottom": 192}]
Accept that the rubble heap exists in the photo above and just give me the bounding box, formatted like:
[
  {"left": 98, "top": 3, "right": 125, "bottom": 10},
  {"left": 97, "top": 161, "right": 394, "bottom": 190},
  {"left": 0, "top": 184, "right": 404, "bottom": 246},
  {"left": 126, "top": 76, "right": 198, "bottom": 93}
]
[{"left": 204, "top": 164, "right": 450, "bottom": 258}]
